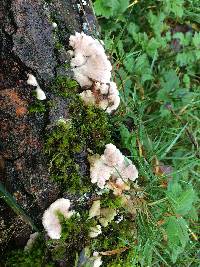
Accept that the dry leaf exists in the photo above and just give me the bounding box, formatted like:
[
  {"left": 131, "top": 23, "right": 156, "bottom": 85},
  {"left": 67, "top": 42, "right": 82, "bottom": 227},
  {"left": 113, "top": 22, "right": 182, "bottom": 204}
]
[{"left": 99, "top": 247, "right": 129, "bottom": 256}]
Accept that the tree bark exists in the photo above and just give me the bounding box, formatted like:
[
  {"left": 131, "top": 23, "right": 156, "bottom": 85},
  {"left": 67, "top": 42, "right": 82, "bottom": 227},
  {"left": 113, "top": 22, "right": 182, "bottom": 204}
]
[{"left": 0, "top": 0, "right": 97, "bottom": 253}]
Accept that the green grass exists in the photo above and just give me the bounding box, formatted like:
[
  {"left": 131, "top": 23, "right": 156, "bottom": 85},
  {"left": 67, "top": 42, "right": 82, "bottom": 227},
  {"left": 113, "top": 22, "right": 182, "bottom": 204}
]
[{"left": 93, "top": 0, "right": 200, "bottom": 265}]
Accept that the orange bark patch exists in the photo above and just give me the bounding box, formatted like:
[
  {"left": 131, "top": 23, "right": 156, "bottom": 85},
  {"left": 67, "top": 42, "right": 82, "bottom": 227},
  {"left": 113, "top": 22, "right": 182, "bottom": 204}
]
[
  {"left": 1, "top": 89, "right": 28, "bottom": 117},
  {"left": 16, "top": 106, "right": 27, "bottom": 116}
]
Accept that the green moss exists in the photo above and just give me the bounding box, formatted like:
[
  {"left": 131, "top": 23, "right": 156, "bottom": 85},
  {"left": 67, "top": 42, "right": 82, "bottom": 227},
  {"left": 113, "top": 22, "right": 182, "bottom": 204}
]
[
  {"left": 55, "top": 41, "right": 64, "bottom": 51},
  {"left": 50, "top": 76, "right": 79, "bottom": 95},
  {"left": 106, "top": 250, "right": 136, "bottom": 267},
  {"left": 42, "top": 76, "right": 136, "bottom": 266},
  {"left": 28, "top": 100, "right": 46, "bottom": 113},
  {"left": 90, "top": 216, "right": 136, "bottom": 266},
  {"left": 45, "top": 76, "right": 112, "bottom": 193},
  {"left": 49, "top": 211, "right": 96, "bottom": 265},
  {"left": 101, "top": 194, "right": 124, "bottom": 209},
  {"left": 3, "top": 235, "right": 53, "bottom": 267}
]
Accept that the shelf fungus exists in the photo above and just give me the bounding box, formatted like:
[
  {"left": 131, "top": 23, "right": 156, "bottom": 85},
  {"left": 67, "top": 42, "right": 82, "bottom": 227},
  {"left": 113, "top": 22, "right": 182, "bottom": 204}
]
[
  {"left": 42, "top": 198, "right": 74, "bottom": 239},
  {"left": 69, "top": 32, "right": 120, "bottom": 113},
  {"left": 89, "top": 144, "right": 138, "bottom": 194}
]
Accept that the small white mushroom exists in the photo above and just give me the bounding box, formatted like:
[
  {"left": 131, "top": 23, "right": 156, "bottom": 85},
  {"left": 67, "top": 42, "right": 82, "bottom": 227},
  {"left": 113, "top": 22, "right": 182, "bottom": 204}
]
[
  {"left": 80, "top": 90, "right": 96, "bottom": 105},
  {"left": 35, "top": 87, "right": 46, "bottom": 100},
  {"left": 52, "top": 22, "right": 57, "bottom": 28},
  {"left": 99, "top": 208, "right": 117, "bottom": 227},
  {"left": 93, "top": 256, "right": 103, "bottom": 267},
  {"left": 27, "top": 74, "right": 46, "bottom": 100}
]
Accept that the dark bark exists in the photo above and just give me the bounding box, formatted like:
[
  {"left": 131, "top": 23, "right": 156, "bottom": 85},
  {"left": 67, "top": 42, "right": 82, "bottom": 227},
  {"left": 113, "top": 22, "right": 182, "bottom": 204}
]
[{"left": 0, "top": 0, "right": 97, "bottom": 253}]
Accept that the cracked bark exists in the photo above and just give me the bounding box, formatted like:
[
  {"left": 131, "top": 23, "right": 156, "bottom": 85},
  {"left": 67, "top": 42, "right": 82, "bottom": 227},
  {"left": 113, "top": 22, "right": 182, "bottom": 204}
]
[{"left": 0, "top": 0, "right": 98, "bottom": 254}]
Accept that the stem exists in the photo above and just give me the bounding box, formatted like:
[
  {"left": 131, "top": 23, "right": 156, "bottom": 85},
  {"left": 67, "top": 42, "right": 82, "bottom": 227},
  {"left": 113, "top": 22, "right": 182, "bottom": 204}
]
[
  {"left": 148, "top": 198, "right": 168, "bottom": 206},
  {"left": 0, "top": 182, "right": 39, "bottom": 232}
]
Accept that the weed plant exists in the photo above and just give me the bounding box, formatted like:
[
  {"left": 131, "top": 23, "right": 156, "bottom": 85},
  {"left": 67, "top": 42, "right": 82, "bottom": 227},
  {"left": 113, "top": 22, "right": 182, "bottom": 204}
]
[{"left": 93, "top": 0, "right": 200, "bottom": 265}]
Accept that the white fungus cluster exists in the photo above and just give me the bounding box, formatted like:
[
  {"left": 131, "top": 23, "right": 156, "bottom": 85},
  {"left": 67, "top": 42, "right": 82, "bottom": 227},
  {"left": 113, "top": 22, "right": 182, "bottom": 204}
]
[
  {"left": 42, "top": 198, "right": 74, "bottom": 239},
  {"left": 27, "top": 74, "right": 46, "bottom": 100},
  {"left": 69, "top": 32, "right": 120, "bottom": 113},
  {"left": 90, "top": 144, "right": 138, "bottom": 193}
]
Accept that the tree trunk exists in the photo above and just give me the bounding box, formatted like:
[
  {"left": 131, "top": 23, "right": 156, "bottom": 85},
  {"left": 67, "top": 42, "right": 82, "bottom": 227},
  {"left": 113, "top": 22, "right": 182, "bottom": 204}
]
[{"left": 0, "top": 0, "right": 97, "bottom": 254}]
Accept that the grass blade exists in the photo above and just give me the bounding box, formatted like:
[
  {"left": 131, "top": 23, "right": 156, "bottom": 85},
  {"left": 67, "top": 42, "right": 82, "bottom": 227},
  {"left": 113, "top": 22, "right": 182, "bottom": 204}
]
[{"left": 0, "top": 182, "right": 39, "bottom": 232}]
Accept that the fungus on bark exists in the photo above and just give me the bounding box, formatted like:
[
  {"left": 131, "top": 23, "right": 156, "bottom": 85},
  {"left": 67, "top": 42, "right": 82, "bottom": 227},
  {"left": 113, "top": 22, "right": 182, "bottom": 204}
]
[
  {"left": 69, "top": 32, "right": 120, "bottom": 113},
  {"left": 89, "top": 144, "right": 138, "bottom": 194},
  {"left": 27, "top": 74, "right": 46, "bottom": 100},
  {"left": 42, "top": 198, "right": 74, "bottom": 239}
]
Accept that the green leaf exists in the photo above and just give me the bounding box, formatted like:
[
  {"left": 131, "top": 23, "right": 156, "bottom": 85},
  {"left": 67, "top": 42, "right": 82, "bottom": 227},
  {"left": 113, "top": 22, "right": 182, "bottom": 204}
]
[
  {"left": 192, "top": 32, "right": 200, "bottom": 48},
  {"left": 112, "top": 0, "right": 129, "bottom": 15},
  {"left": 142, "top": 240, "right": 153, "bottom": 266},
  {"left": 117, "top": 39, "right": 125, "bottom": 57},
  {"left": 162, "top": 70, "right": 180, "bottom": 91},
  {"left": 141, "top": 73, "right": 153, "bottom": 83},
  {"left": 167, "top": 181, "right": 196, "bottom": 216},
  {"left": 166, "top": 216, "right": 188, "bottom": 248},
  {"left": 128, "top": 22, "right": 140, "bottom": 39},
  {"left": 176, "top": 51, "right": 197, "bottom": 66},
  {"left": 165, "top": 216, "right": 189, "bottom": 262},
  {"left": 148, "top": 11, "right": 166, "bottom": 36},
  {"left": 146, "top": 38, "right": 160, "bottom": 58},
  {"left": 183, "top": 74, "right": 190, "bottom": 88},
  {"left": 120, "top": 124, "right": 132, "bottom": 149},
  {"left": 175, "top": 188, "right": 196, "bottom": 215},
  {"left": 163, "top": 0, "right": 184, "bottom": 17},
  {"left": 157, "top": 70, "right": 180, "bottom": 104},
  {"left": 173, "top": 32, "right": 192, "bottom": 46},
  {"left": 94, "top": 0, "right": 129, "bottom": 18},
  {"left": 134, "top": 54, "right": 153, "bottom": 83},
  {"left": 119, "top": 124, "right": 137, "bottom": 157},
  {"left": 94, "top": 0, "right": 113, "bottom": 18},
  {"left": 0, "top": 183, "right": 38, "bottom": 232},
  {"left": 187, "top": 206, "right": 198, "bottom": 221},
  {"left": 124, "top": 55, "right": 134, "bottom": 73},
  {"left": 167, "top": 181, "right": 182, "bottom": 197}
]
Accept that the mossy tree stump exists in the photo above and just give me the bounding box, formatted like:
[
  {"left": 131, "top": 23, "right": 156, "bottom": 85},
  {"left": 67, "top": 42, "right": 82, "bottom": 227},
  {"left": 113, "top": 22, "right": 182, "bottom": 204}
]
[{"left": 0, "top": 0, "right": 98, "bottom": 254}]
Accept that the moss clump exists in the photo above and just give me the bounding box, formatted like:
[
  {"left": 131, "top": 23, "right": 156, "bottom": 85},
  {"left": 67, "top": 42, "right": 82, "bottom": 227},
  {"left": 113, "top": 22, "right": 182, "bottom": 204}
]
[
  {"left": 90, "top": 215, "right": 136, "bottom": 266},
  {"left": 45, "top": 76, "right": 112, "bottom": 192},
  {"left": 28, "top": 98, "right": 46, "bottom": 113},
  {"left": 2, "top": 235, "right": 53, "bottom": 267},
  {"left": 2, "top": 212, "right": 95, "bottom": 267},
  {"left": 48, "top": 211, "right": 96, "bottom": 266},
  {"left": 46, "top": 120, "right": 85, "bottom": 191},
  {"left": 101, "top": 193, "right": 124, "bottom": 209},
  {"left": 50, "top": 76, "right": 79, "bottom": 95}
]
